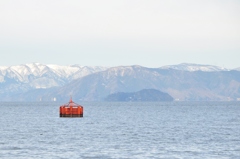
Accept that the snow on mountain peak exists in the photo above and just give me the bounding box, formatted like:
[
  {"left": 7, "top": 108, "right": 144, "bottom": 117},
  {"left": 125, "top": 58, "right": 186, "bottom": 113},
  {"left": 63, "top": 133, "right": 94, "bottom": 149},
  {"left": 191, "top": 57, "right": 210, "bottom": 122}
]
[
  {"left": 46, "top": 64, "right": 80, "bottom": 77},
  {"left": 160, "top": 63, "right": 229, "bottom": 72}
]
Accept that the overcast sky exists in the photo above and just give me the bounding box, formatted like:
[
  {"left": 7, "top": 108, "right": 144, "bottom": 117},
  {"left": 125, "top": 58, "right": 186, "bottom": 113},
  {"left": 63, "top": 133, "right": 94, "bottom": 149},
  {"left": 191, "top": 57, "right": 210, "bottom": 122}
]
[{"left": 0, "top": 0, "right": 239, "bottom": 68}]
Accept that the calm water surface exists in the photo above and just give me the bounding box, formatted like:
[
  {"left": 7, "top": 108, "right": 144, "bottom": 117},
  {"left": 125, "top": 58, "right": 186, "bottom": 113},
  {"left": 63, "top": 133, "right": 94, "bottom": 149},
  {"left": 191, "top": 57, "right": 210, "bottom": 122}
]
[{"left": 0, "top": 102, "right": 240, "bottom": 159}]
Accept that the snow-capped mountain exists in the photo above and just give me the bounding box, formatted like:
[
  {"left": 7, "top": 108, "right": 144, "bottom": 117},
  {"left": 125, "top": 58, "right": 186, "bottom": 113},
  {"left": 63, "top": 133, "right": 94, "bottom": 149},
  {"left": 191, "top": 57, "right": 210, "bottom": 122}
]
[
  {"left": 0, "top": 63, "right": 108, "bottom": 92},
  {"left": 160, "top": 63, "right": 229, "bottom": 72}
]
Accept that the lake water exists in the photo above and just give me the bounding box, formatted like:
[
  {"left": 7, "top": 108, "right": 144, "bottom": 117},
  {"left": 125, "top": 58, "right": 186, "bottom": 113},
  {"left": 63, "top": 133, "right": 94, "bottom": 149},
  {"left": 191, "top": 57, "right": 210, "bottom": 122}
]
[{"left": 0, "top": 102, "right": 240, "bottom": 159}]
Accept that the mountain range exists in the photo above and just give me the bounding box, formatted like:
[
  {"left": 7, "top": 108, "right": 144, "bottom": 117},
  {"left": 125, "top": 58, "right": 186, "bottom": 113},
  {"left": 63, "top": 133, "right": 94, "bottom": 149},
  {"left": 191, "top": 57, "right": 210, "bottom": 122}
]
[{"left": 0, "top": 63, "right": 240, "bottom": 101}]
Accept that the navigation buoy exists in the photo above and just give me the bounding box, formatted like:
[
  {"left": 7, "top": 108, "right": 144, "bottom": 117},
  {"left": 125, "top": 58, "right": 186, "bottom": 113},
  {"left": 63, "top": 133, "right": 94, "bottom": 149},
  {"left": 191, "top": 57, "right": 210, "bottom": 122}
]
[{"left": 59, "top": 98, "right": 83, "bottom": 117}]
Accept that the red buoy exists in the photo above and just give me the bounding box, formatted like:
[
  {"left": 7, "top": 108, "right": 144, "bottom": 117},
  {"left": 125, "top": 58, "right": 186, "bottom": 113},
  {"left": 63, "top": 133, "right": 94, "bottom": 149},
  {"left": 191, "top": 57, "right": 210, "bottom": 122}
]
[{"left": 59, "top": 98, "right": 83, "bottom": 117}]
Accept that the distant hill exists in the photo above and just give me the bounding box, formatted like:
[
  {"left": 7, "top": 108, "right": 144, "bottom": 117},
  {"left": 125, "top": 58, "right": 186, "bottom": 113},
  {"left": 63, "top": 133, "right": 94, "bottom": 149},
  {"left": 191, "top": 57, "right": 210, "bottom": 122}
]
[{"left": 105, "top": 89, "right": 174, "bottom": 102}]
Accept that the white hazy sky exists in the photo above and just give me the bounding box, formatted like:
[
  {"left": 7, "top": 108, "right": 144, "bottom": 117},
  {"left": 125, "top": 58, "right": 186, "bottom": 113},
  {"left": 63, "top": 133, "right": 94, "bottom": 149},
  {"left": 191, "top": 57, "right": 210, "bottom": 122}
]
[{"left": 0, "top": 0, "right": 240, "bottom": 68}]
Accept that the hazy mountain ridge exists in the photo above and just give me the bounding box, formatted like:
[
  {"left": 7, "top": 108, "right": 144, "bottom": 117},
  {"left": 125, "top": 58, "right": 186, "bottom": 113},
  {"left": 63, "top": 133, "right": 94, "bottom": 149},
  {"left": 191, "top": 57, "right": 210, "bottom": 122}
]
[
  {"left": 234, "top": 67, "right": 240, "bottom": 71},
  {"left": 42, "top": 65, "right": 240, "bottom": 101},
  {"left": 160, "top": 63, "right": 230, "bottom": 72},
  {"left": 0, "top": 63, "right": 240, "bottom": 101}
]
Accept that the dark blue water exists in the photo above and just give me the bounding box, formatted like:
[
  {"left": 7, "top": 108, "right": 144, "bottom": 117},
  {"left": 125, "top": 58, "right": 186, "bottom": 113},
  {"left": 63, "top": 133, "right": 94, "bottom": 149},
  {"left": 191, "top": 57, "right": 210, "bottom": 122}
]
[{"left": 0, "top": 102, "right": 240, "bottom": 159}]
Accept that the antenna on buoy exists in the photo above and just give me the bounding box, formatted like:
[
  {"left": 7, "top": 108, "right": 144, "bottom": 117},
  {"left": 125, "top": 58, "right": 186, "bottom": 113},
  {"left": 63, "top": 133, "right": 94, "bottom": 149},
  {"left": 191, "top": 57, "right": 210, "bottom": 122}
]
[{"left": 69, "top": 95, "right": 73, "bottom": 103}]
